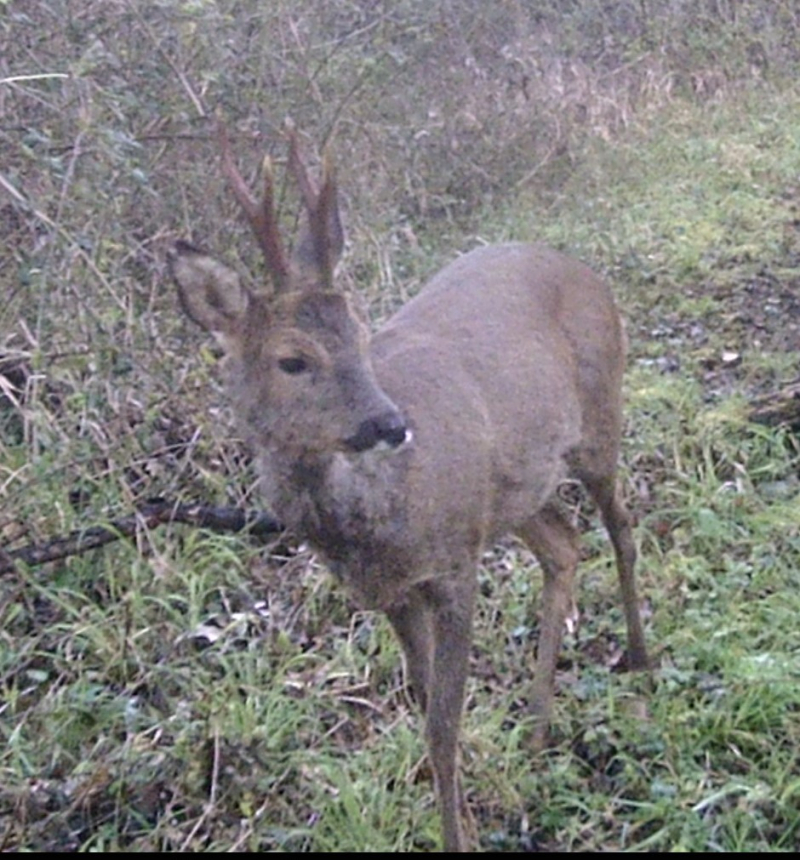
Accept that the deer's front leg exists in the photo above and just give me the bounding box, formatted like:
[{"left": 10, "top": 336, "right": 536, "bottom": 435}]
[
  {"left": 386, "top": 586, "right": 434, "bottom": 713},
  {"left": 425, "top": 574, "right": 477, "bottom": 853}
]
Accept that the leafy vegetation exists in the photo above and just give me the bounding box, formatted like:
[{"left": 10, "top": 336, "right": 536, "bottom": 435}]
[{"left": 2, "top": 0, "right": 800, "bottom": 850}]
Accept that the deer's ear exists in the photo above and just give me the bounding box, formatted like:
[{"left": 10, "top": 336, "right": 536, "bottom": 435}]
[{"left": 168, "top": 241, "right": 249, "bottom": 336}]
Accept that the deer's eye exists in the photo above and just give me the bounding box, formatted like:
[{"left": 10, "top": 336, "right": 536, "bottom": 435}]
[{"left": 278, "top": 356, "right": 310, "bottom": 375}]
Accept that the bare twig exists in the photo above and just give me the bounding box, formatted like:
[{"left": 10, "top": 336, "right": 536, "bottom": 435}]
[
  {"left": 747, "top": 378, "right": 800, "bottom": 428},
  {"left": 0, "top": 171, "right": 128, "bottom": 313},
  {"left": 0, "top": 499, "right": 283, "bottom": 576},
  {"left": 0, "top": 73, "right": 70, "bottom": 86},
  {"left": 125, "top": 0, "right": 207, "bottom": 117}
]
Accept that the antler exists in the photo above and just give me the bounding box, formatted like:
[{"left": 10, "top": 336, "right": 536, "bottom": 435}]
[
  {"left": 217, "top": 121, "right": 290, "bottom": 289},
  {"left": 287, "top": 122, "right": 319, "bottom": 213},
  {"left": 286, "top": 123, "right": 343, "bottom": 289}
]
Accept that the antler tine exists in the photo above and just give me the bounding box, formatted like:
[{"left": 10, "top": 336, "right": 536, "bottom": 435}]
[
  {"left": 284, "top": 120, "right": 343, "bottom": 289},
  {"left": 286, "top": 121, "right": 319, "bottom": 212},
  {"left": 315, "top": 148, "right": 343, "bottom": 288},
  {"left": 217, "top": 120, "right": 289, "bottom": 286}
]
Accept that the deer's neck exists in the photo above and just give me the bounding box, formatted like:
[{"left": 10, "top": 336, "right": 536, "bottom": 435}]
[
  {"left": 258, "top": 446, "right": 409, "bottom": 555},
  {"left": 258, "top": 446, "right": 415, "bottom": 607}
]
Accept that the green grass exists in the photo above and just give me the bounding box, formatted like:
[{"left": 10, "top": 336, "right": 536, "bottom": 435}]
[{"left": 3, "top": 0, "right": 800, "bottom": 851}]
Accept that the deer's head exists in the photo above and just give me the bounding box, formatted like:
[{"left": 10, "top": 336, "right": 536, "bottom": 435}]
[{"left": 169, "top": 124, "right": 408, "bottom": 457}]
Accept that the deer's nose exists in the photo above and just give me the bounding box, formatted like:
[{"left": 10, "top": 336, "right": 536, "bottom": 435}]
[{"left": 345, "top": 411, "right": 410, "bottom": 452}]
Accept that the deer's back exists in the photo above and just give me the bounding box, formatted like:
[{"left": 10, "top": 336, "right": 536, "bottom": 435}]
[{"left": 369, "top": 243, "right": 625, "bottom": 543}]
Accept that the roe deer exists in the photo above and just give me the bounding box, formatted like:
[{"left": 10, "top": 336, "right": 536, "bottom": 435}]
[{"left": 168, "top": 125, "right": 649, "bottom": 852}]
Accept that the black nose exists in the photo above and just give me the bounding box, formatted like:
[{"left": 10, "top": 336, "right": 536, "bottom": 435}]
[{"left": 345, "top": 411, "right": 409, "bottom": 452}]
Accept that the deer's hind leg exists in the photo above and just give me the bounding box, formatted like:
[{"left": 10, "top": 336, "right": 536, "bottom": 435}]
[
  {"left": 580, "top": 471, "right": 649, "bottom": 670},
  {"left": 518, "top": 503, "right": 581, "bottom": 751}
]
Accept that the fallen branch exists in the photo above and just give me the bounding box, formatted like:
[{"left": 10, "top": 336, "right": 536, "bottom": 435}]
[
  {"left": 747, "top": 379, "right": 800, "bottom": 429},
  {"left": 0, "top": 498, "right": 283, "bottom": 576}
]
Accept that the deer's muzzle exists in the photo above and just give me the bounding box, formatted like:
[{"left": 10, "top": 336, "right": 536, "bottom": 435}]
[{"left": 344, "top": 410, "right": 410, "bottom": 453}]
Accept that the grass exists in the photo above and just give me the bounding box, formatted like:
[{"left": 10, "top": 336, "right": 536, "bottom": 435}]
[{"left": 3, "top": 0, "right": 800, "bottom": 851}]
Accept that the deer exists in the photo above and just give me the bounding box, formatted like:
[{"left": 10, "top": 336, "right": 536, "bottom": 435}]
[{"left": 167, "top": 124, "right": 649, "bottom": 852}]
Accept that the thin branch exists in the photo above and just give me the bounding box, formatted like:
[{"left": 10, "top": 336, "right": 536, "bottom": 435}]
[
  {"left": 0, "top": 171, "right": 128, "bottom": 313},
  {"left": 0, "top": 73, "right": 70, "bottom": 85},
  {"left": 125, "top": 0, "right": 207, "bottom": 117},
  {"left": 0, "top": 499, "right": 283, "bottom": 576}
]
